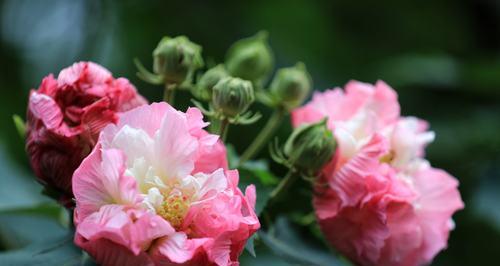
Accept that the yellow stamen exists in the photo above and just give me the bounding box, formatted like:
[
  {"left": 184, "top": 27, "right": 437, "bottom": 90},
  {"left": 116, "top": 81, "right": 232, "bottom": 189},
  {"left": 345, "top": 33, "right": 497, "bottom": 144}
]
[{"left": 157, "top": 191, "right": 190, "bottom": 229}]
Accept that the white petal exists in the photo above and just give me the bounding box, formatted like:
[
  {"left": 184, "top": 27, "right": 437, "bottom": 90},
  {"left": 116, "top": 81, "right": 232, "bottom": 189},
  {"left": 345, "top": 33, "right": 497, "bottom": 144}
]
[{"left": 111, "top": 125, "right": 154, "bottom": 166}]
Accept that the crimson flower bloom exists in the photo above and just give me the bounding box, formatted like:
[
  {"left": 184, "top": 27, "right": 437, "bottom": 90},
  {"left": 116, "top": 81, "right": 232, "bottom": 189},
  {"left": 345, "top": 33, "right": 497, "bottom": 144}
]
[{"left": 26, "top": 62, "right": 146, "bottom": 205}]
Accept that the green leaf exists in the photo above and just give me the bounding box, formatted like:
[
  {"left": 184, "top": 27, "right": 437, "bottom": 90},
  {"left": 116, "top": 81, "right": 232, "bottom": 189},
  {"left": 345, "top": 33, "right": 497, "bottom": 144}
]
[
  {"left": 0, "top": 143, "right": 50, "bottom": 212},
  {"left": 238, "top": 167, "right": 273, "bottom": 216},
  {"left": 240, "top": 160, "right": 279, "bottom": 186},
  {"left": 133, "top": 58, "right": 164, "bottom": 85},
  {"left": 244, "top": 234, "right": 257, "bottom": 257},
  {"left": 0, "top": 212, "right": 67, "bottom": 250},
  {"left": 12, "top": 114, "right": 26, "bottom": 139},
  {"left": 226, "top": 144, "right": 239, "bottom": 169},
  {"left": 240, "top": 241, "right": 290, "bottom": 266},
  {"left": 0, "top": 234, "right": 91, "bottom": 266},
  {"left": 259, "top": 217, "right": 350, "bottom": 266}
]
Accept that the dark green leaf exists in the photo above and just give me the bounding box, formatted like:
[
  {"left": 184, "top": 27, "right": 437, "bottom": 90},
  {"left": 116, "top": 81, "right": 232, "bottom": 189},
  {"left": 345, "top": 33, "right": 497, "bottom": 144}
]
[
  {"left": 0, "top": 143, "right": 50, "bottom": 212},
  {"left": 0, "top": 234, "right": 88, "bottom": 266},
  {"left": 0, "top": 212, "right": 67, "bottom": 250},
  {"left": 240, "top": 241, "right": 290, "bottom": 266},
  {"left": 259, "top": 217, "right": 349, "bottom": 266}
]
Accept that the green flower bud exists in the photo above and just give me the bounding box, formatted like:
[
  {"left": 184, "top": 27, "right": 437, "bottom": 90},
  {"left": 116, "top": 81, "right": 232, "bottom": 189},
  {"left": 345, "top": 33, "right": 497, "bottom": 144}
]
[
  {"left": 269, "top": 62, "right": 312, "bottom": 110},
  {"left": 153, "top": 36, "right": 204, "bottom": 84},
  {"left": 194, "top": 64, "right": 229, "bottom": 101},
  {"left": 225, "top": 31, "right": 274, "bottom": 85},
  {"left": 284, "top": 119, "right": 336, "bottom": 175},
  {"left": 212, "top": 77, "right": 255, "bottom": 118}
]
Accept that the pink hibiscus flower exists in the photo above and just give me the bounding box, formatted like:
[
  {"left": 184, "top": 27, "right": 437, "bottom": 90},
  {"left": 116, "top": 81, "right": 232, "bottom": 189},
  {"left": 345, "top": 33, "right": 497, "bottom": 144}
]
[
  {"left": 72, "top": 102, "right": 259, "bottom": 266},
  {"left": 26, "top": 61, "right": 146, "bottom": 205},
  {"left": 292, "top": 80, "right": 464, "bottom": 266}
]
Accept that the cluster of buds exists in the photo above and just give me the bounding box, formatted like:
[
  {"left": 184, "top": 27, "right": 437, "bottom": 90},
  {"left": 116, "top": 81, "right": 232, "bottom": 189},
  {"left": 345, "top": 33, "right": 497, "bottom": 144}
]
[{"left": 271, "top": 118, "right": 336, "bottom": 179}]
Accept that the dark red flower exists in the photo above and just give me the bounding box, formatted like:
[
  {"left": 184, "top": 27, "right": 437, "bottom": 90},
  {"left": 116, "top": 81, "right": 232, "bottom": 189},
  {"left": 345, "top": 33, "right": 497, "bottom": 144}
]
[{"left": 26, "top": 62, "right": 147, "bottom": 206}]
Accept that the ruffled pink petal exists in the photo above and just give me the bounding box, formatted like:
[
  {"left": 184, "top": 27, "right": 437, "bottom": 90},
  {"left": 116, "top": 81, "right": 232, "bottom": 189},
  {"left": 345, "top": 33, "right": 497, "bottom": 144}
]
[
  {"left": 113, "top": 102, "right": 171, "bottom": 138},
  {"left": 372, "top": 80, "right": 400, "bottom": 126},
  {"left": 186, "top": 107, "right": 210, "bottom": 135},
  {"left": 151, "top": 232, "right": 210, "bottom": 264},
  {"left": 193, "top": 136, "right": 228, "bottom": 174},
  {"left": 155, "top": 107, "right": 198, "bottom": 179},
  {"left": 58, "top": 61, "right": 112, "bottom": 90},
  {"left": 318, "top": 202, "right": 390, "bottom": 265},
  {"left": 412, "top": 168, "right": 464, "bottom": 264},
  {"left": 73, "top": 145, "right": 139, "bottom": 221},
  {"left": 37, "top": 74, "right": 59, "bottom": 96},
  {"left": 77, "top": 205, "right": 134, "bottom": 249},
  {"left": 28, "top": 91, "right": 63, "bottom": 131},
  {"left": 206, "top": 235, "right": 232, "bottom": 266},
  {"left": 194, "top": 169, "right": 228, "bottom": 201},
  {"left": 76, "top": 205, "right": 174, "bottom": 264},
  {"left": 378, "top": 202, "right": 423, "bottom": 266},
  {"left": 81, "top": 97, "right": 118, "bottom": 141},
  {"left": 329, "top": 134, "right": 389, "bottom": 207},
  {"left": 291, "top": 103, "right": 325, "bottom": 128},
  {"left": 75, "top": 237, "right": 154, "bottom": 266},
  {"left": 112, "top": 78, "right": 148, "bottom": 112},
  {"left": 244, "top": 185, "right": 256, "bottom": 211}
]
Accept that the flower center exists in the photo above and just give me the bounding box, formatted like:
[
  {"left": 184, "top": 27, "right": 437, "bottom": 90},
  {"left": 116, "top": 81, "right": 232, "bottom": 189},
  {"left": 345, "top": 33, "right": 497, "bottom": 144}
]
[
  {"left": 157, "top": 189, "right": 190, "bottom": 229},
  {"left": 379, "top": 150, "right": 395, "bottom": 164}
]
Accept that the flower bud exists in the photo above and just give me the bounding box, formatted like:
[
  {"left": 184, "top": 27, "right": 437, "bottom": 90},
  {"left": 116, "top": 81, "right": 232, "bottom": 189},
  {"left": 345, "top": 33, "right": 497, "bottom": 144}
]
[
  {"left": 284, "top": 119, "right": 336, "bottom": 175},
  {"left": 153, "top": 36, "right": 204, "bottom": 84},
  {"left": 194, "top": 64, "right": 229, "bottom": 101},
  {"left": 225, "top": 31, "right": 274, "bottom": 84},
  {"left": 212, "top": 77, "right": 255, "bottom": 118},
  {"left": 269, "top": 62, "right": 312, "bottom": 110}
]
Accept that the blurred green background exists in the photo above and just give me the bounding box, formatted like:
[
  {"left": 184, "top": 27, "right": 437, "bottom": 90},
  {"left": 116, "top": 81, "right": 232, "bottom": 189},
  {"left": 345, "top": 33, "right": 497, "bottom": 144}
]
[{"left": 0, "top": 0, "right": 499, "bottom": 265}]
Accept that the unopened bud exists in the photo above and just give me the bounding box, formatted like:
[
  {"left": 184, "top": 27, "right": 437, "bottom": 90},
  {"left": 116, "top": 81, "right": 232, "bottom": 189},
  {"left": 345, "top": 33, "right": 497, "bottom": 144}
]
[
  {"left": 284, "top": 119, "right": 336, "bottom": 175},
  {"left": 269, "top": 62, "right": 312, "bottom": 110},
  {"left": 194, "top": 64, "right": 229, "bottom": 101},
  {"left": 153, "top": 36, "right": 204, "bottom": 84},
  {"left": 212, "top": 77, "right": 255, "bottom": 118},
  {"left": 225, "top": 31, "right": 274, "bottom": 84}
]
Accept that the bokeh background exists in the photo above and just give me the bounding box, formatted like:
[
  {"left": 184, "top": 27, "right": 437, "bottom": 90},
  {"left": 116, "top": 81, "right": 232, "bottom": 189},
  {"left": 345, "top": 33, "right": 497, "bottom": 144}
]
[{"left": 1, "top": 0, "right": 499, "bottom": 265}]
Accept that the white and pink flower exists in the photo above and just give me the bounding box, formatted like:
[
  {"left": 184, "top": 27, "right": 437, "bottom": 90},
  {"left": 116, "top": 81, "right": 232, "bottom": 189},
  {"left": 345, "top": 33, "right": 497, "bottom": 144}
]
[
  {"left": 292, "top": 80, "right": 464, "bottom": 266},
  {"left": 72, "top": 102, "right": 259, "bottom": 266}
]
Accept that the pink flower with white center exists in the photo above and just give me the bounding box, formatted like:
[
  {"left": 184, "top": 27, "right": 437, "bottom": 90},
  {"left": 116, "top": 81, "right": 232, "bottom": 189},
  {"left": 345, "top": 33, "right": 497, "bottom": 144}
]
[
  {"left": 72, "top": 102, "right": 259, "bottom": 266},
  {"left": 292, "top": 80, "right": 464, "bottom": 266}
]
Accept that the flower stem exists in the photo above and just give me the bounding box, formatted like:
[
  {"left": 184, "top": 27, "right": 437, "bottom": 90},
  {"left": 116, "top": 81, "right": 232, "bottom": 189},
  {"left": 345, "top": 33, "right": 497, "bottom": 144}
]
[
  {"left": 239, "top": 108, "right": 285, "bottom": 165},
  {"left": 269, "top": 169, "right": 298, "bottom": 202},
  {"left": 219, "top": 118, "right": 230, "bottom": 142},
  {"left": 163, "top": 83, "right": 176, "bottom": 105}
]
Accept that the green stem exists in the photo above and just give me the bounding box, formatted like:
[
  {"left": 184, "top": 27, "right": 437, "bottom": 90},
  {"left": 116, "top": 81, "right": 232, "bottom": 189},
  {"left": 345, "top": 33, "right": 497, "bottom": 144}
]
[
  {"left": 209, "top": 117, "right": 220, "bottom": 134},
  {"left": 163, "top": 84, "right": 176, "bottom": 105},
  {"left": 239, "top": 108, "right": 285, "bottom": 165},
  {"left": 269, "top": 169, "right": 298, "bottom": 203},
  {"left": 67, "top": 208, "right": 75, "bottom": 231},
  {"left": 219, "top": 119, "right": 229, "bottom": 142}
]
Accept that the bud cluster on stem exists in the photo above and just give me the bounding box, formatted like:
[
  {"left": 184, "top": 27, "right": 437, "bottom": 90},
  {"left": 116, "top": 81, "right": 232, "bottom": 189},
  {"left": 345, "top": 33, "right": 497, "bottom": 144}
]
[{"left": 134, "top": 31, "right": 329, "bottom": 208}]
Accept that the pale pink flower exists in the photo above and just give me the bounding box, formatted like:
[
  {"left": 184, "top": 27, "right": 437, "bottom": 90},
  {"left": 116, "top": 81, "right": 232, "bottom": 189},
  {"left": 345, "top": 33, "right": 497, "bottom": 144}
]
[
  {"left": 26, "top": 61, "right": 146, "bottom": 205},
  {"left": 73, "top": 102, "right": 259, "bottom": 266},
  {"left": 292, "top": 80, "right": 464, "bottom": 266}
]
